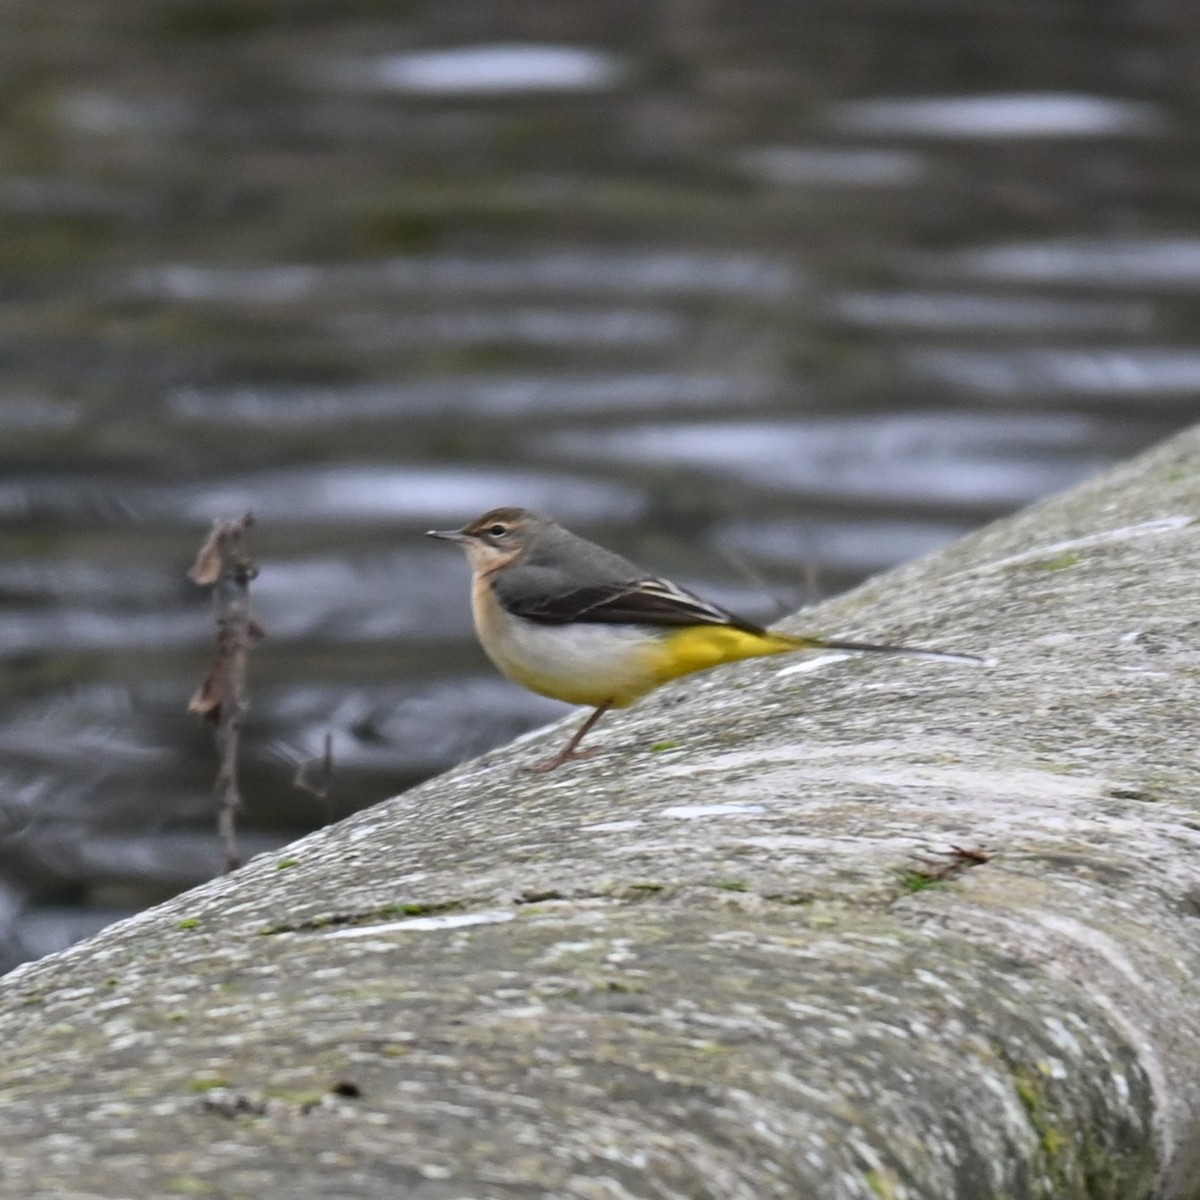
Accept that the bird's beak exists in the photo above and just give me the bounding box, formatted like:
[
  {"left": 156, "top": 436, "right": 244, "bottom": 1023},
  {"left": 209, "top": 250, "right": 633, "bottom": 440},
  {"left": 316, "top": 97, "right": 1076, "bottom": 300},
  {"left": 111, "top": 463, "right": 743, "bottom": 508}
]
[{"left": 426, "top": 527, "right": 470, "bottom": 543}]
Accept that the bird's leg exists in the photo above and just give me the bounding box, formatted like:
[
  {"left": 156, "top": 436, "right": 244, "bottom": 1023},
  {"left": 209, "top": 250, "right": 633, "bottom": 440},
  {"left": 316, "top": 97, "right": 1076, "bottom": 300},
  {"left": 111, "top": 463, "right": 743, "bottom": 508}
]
[{"left": 527, "top": 702, "right": 613, "bottom": 773}]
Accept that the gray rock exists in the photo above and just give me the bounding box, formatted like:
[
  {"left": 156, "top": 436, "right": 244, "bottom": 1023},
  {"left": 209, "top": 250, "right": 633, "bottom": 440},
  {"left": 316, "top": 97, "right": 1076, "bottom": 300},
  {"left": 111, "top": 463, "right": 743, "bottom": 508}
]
[{"left": 3, "top": 426, "right": 1200, "bottom": 1198}]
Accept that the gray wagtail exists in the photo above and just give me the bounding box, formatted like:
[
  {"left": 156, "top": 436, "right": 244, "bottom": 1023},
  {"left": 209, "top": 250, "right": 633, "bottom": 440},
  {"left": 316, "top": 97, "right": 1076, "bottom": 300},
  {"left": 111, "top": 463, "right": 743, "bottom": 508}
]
[{"left": 428, "top": 507, "right": 979, "bottom": 772}]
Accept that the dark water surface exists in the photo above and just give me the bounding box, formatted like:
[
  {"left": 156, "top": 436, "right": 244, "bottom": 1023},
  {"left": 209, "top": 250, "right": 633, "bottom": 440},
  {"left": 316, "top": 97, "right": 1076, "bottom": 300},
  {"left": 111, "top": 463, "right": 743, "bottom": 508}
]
[{"left": 0, "top": 1, "right": 1196, "bottom": 967}]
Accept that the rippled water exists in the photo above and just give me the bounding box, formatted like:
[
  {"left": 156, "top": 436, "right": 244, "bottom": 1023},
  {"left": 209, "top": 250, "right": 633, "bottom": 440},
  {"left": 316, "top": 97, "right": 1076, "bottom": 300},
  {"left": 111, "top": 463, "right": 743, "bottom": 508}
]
[{"left": 0, "top": 2, "right": 1194, "bottom": 967}]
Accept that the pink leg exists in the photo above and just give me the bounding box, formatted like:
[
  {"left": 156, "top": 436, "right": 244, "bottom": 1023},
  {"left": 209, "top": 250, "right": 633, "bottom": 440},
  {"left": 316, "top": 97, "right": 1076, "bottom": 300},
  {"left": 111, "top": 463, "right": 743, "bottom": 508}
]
[{"left": 527, "top": 702, "right": 613, "bottom": 773}]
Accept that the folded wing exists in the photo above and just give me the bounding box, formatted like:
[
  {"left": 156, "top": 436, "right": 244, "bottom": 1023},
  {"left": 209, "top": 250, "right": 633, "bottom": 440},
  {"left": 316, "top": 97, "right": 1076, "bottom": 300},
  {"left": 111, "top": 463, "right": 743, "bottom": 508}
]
[{"left": 506, "top": 576, "right": 765, "bottom": 633}]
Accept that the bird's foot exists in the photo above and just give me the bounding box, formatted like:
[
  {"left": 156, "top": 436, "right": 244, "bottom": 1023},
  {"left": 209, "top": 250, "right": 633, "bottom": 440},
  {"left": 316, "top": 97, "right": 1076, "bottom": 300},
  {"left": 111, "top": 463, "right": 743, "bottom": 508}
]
[{"left": 523, "top": 746, "right": 600, "bottom": 774}]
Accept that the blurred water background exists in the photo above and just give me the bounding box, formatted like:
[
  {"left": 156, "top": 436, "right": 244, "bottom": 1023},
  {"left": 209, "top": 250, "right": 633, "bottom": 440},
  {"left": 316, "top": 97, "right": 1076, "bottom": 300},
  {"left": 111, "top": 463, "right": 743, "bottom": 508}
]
[{"left": 1, "top": 0, "right": 1197, "bottom": 969}]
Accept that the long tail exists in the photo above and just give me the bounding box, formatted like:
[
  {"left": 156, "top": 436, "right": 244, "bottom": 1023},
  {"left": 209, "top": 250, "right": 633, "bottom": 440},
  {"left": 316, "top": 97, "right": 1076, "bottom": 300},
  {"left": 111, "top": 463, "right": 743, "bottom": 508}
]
[{"left": 778, "top": 632, "right": 984, "bottom": 666}]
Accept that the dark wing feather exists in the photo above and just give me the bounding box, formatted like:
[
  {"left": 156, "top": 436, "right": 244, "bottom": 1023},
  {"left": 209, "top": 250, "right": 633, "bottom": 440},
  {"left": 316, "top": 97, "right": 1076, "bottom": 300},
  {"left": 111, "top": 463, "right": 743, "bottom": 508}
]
[{"left": 506, "top": 576, "right": 765, "bottom": 634}]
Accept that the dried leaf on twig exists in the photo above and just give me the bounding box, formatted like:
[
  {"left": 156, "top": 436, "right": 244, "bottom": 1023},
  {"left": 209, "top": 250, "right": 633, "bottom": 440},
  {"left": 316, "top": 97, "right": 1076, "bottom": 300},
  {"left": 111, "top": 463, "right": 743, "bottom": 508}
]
[
  {"left": 188, "top": 674, "right": 222, "bottom": 721},
  {"left": 187, "top": 511, "right": 261, "bottom": 873},
  {"left": 187, "top": 513, "right": 255, "bottom": 585}
]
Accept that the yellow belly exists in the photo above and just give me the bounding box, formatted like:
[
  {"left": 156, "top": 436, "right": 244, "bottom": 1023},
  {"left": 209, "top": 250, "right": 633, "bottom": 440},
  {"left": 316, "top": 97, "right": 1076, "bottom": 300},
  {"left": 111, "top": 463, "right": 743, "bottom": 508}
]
[{"left": 471, "top": 578, "right": 807, "bottom": 707}]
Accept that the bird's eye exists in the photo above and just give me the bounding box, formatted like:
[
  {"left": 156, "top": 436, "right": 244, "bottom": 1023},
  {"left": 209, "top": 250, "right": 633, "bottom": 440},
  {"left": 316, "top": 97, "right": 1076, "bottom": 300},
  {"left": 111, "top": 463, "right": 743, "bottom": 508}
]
[{"left": 486, "top": 523, "right": 508, "bottom": 537}]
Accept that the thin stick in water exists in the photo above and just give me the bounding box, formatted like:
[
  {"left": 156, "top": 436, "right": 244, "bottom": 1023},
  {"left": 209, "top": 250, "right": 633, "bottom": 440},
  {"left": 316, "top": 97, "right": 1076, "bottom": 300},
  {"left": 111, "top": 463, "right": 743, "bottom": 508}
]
[
  {"left": 187, "top": 513, "right": 264, "bottom": 873},
  {"left": 294, "top": 732, "right": 335, "bottom": 826}
]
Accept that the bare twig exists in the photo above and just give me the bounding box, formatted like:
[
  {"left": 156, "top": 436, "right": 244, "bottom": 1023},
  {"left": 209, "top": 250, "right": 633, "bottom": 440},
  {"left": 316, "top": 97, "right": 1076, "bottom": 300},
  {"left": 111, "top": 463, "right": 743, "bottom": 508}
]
[
  {"left": 294, "top": 732, "right": 335, "bottom": 825},
  {"left": 801, "top": 558, "right": 824, "bottom": 608},
  {"left": 188, "top": 513, "right": 264, "bottom": 873},
  {"left": 912, "top": 844, "right": 993, "bottom": 882},
  {"left": 712, "top": 543, "right": 802, "bottom": 620}
]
